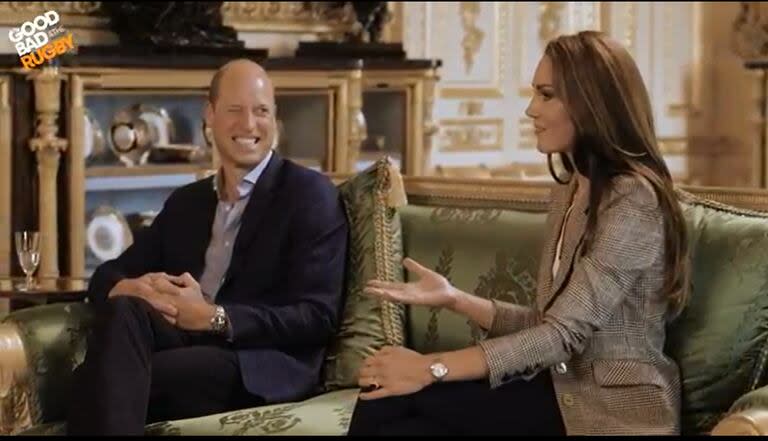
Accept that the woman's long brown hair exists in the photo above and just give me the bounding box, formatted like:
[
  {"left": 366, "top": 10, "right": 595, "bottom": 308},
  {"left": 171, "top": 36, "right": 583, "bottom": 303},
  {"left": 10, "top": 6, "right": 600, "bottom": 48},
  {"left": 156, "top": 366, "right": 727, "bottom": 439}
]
[{"left": 545, "top": 31, "right": 690, "bottom": 317}]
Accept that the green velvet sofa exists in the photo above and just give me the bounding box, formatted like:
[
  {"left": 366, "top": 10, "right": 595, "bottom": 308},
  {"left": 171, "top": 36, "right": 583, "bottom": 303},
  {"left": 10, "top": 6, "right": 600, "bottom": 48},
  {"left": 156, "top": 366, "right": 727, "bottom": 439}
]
[{"left": 2, "top": 174, "right": 768, "bottom": 436}]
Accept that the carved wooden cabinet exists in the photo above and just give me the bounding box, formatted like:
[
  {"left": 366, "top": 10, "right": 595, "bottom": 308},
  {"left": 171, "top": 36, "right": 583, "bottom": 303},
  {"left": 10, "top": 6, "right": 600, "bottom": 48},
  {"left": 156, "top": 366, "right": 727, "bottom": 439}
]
[
  {"left": 2, "top": 50, "right": 441, "bottom": 280},
  {"left": 2, "top": 51, "right": 366, "bottom": 278},
  {"left": 357, "top": 59, "right": 441, "bottom": 176},
  {"left": 745, "top": 59, "right": 768, "bottom": 188}
]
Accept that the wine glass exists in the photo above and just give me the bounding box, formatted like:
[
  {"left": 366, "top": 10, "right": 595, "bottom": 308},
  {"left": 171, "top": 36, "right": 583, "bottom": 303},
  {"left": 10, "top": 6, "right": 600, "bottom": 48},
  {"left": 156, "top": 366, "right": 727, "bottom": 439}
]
[{"left": 15, "top": 231, "right": 40, "bottom": 291}]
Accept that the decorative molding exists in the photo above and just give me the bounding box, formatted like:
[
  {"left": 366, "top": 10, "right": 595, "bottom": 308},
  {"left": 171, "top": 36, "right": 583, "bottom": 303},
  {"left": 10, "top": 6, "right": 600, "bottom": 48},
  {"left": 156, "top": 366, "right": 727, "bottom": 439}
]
[
  {"left": 0, "top": 2, "right": 357, "bottom": 35},
  {"left": 517, "top": 2, "right": 538, "bottom": 99},
  {"left": 433, "top": 164, "right": 491, "bottom": 179},
  {"left": 539, "top": 2, "right": 565, "bottom": 44},
  {"left": 0, "top": 2, "right": 106, "bottom": 28},
  {"left": 499, "top": 1, "right": 508, "bottom": 97},
  {"left": 690, "top": 1, "right": 702, "bottom": 114},
  {"left": 522, "top": 1, "right": 565, "bottom": 101},
  {"left": 221, "top": 2, "right": 355, "bottom": 34},
  {"left": 568, "top": 2, "right": 601, "bottom": 32},
  {"left": 517, "top": 131, "right": 689, "bottom": 155},
  {"left": 518, "top": 116, "right": 536, "bottom": 149},
  {"left": 6, "top": 1, "right": 99, "bottom": 14},
  {"left": 668, "top": 2, "right": 702, "bottom": 117},
  {"left": 421, "top": 71, "right": 439, "bottom": 175},
  {"left": 759, "top": 70, "right": 768, "bottom": 188},
  {"left": 403, "top": 177, "right": 553, "bottom": 211},
  {"left": 440, "top": 2, "right": 506, "bottom": 99},
  {"left": 459, "top": 2, "right": 484, "bottom": 74},
  {"left": 519, "top": 86, "right": 534, "bottom": 97},
  {"left": 0, "top": 76, "right": 9, "bottom": 277},
  {"left": 403, "top": 178, "right": 768, "bottom": 213},
  {"left": 490, "top": 162, "right": 550, "bottom": 180},
  {"left": 403, "top": 1, "right": 428, "bottom": 58},
  {"left": 662, "top": 2, "right": 675, "bottom": 116},
  {"left": 421, "top": 2, "right": 430, "bottom": 58},
  {"left": 732, "top": 2, "right": 768, "bottom": 59},
  {"left": 439, "top": 118, "right": 503, "bottom": 152},
  {"left": 459, "top": 101, "right": 484, "bottom": 116},
  {"left": 625, "top": 2, "right": 637, "bottom": 55},
  {"left": 346, "top": 70, "right": 365, "bottom": 173},
  {"left": 590, "top": 2, "right": 601, "bottom": 31},
  {"left": 599, "top": 2, "right": 611, "bottom": 33},
  {"left": 322, "top": 176, "right": 768, "bottom": 214},
  {"left": 657, "top": 137, "right": 688, "bottom": 155}
]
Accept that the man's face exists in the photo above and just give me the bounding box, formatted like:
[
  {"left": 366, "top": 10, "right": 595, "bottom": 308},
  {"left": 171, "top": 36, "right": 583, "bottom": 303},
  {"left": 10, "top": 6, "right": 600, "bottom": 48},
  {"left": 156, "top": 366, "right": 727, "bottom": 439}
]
[{"left": 205, "top": 68, "right": 276, "bottom": 170}]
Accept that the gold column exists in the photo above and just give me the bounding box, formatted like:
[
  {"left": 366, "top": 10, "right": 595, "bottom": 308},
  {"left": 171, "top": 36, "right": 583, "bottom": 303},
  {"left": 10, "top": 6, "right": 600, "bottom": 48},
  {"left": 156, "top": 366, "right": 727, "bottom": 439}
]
[
  {"left": 347, "top": 69, "right": 366, "bottom": 173},
  {"left": 28, "top": 67, "right": 67, "bottom": 279},
  {"left": 410, "top": 81, "right": 424, "bottom": 176},
  {"left": 0, "top": 76, "right": 10, "bottom": 277},
  {"left": 68, "top": 75, "right": 85, "bottom": 278},
  {"left": 421, "top": 70, "right": 439, "bottom": 176},
  {"left": 67, "top": 74, "right": 103, "bottom": 277}
]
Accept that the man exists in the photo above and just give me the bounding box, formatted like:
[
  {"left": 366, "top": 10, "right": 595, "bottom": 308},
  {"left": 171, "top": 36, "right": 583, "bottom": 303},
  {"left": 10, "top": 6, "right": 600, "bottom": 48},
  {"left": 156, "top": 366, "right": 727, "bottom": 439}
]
[{"left": 67, "top": 59, "right": 349, "bottom": 435}]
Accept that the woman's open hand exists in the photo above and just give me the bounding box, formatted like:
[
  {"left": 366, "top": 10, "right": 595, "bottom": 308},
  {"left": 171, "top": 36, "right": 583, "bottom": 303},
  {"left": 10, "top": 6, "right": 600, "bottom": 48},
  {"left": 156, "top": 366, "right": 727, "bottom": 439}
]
[{"left": 364, "top": 258, "right": 459, "bottom": 309}]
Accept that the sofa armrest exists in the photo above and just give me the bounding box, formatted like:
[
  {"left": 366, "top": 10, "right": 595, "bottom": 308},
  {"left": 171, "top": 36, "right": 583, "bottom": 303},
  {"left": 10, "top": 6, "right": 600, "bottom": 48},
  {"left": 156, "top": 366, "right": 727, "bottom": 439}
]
[
  {"left": 0, "top": 302, "right": 93, "bottom": 434},
  {"left": 712, "top": 386, "right": 768, "bottom": 435}
]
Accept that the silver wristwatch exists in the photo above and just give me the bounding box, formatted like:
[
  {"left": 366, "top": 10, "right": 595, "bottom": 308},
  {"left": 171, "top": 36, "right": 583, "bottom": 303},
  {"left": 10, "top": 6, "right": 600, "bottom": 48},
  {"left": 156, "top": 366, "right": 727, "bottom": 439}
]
[
  {"left": 210, "top": 305, "right": 229, "bottom": 334},
  {"left": 429, "top": 361, "right": 449, "bottom": 382}
]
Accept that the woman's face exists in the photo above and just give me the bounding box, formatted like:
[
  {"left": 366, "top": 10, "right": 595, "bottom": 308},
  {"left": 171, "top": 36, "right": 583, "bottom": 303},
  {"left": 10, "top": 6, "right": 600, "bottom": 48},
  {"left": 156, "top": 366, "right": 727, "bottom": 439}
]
[{"left": 525, "top": 55, "right": 576, "bottom": 155}]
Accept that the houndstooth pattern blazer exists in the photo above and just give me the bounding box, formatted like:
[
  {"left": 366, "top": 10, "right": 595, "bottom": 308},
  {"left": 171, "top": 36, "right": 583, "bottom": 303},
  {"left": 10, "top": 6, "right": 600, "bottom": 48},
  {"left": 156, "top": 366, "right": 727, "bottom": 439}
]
[{"left": 477, "top": 176, "right": 682, "bottom": 435}]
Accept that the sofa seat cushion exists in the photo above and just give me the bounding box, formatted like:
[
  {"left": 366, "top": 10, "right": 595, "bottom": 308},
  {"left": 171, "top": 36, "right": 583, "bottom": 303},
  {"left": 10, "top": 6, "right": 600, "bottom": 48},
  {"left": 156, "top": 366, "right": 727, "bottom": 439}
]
[
  {"left": 666, "top": 194, "right": 768, "bottom": 434},
  {"left": 398, "top": 204, "right": 548, "bottom": 353},
  {"left": 17, "top": 388, "right": 360, "bottom": 436}
]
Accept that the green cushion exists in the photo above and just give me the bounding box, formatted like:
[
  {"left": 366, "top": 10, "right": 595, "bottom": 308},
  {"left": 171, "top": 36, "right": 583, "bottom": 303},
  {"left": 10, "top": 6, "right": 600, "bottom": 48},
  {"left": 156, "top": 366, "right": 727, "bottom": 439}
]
[
  {"left": 399, "top": 204, "right": 548, "bottom": 353},
  {"left": 322, "top": 158, "right": 407, "bottom": 390},
  {"left": 18, "top": 388, "right": 360, "bottom": 436},
  {"left": 666, "top": 195, "right": 768, "bottom": 434}
]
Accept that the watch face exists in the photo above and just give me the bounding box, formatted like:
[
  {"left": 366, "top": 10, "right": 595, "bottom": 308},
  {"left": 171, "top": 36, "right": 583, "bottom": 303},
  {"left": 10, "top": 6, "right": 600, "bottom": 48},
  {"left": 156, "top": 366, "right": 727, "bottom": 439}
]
[
  {"left": 431, "top": 363, "right": 448, "bottom": 379},
  {"left": 211, "top": 307, "right": 227, "bottom": 332}
]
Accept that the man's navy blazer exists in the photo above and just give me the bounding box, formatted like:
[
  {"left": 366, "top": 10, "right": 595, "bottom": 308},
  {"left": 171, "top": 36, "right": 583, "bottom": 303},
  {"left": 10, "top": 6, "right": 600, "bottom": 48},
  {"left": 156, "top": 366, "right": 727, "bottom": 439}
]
[{"left": 87, "top": 151, "right": 349, "bottom": 403}]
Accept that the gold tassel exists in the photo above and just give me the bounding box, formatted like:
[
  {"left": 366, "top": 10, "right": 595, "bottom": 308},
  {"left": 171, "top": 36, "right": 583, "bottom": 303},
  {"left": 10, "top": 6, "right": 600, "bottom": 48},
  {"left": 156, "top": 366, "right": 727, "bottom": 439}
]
[{"left": 385, "top": 159, "right": 408, "bottom": 208}]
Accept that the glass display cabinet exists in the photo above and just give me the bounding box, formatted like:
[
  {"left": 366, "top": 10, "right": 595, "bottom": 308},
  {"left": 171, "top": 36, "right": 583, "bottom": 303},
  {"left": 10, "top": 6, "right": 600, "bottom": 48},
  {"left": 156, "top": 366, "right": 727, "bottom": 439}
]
[
  {"left": 358, "top": 59, "right": 441, "bottom": 176},
  {"left": 5, "top": 50, "right": 365, "bottom": 279},
  {"left": 292, "top": 45, "right": 441, "bottom": 176},
  {"left": 3, "top": 48, "right": 441, "bottom": 281}
]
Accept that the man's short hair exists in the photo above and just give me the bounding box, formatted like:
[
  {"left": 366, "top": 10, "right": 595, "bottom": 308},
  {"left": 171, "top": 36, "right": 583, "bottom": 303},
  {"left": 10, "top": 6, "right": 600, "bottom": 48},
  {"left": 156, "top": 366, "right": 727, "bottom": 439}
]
[
  {"left": 207, "top": 59, "right": 274, "bottom": 108},
  {"left": 208, "top": 67, "right": 226, "bottom": 104}
]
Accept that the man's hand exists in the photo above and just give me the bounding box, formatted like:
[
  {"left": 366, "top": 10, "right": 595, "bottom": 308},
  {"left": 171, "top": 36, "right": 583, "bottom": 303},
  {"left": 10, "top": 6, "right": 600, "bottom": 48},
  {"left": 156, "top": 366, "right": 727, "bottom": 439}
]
[
  {"left": 153, "top": 272, "right": 216, "bottom": 332},
  {"left": 152, "top": 272, "right": 206, "bottom": 302},
  {"left": 107, "top": 273, "right": 178, "bottom": 324}
]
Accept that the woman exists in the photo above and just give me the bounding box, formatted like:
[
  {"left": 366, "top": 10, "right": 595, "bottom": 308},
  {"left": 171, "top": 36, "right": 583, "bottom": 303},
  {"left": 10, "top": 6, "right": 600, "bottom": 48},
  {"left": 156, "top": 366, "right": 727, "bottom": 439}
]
[{"left": 347, "top": 31, "right": 690, "bottom": 436}]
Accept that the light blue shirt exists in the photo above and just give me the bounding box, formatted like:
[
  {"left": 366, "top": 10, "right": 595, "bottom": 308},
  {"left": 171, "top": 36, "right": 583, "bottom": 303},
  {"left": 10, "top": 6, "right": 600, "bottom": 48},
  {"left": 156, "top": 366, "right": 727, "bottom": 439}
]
[{"left": 199, "top": 149, "right": 274, "bottom": 302}]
